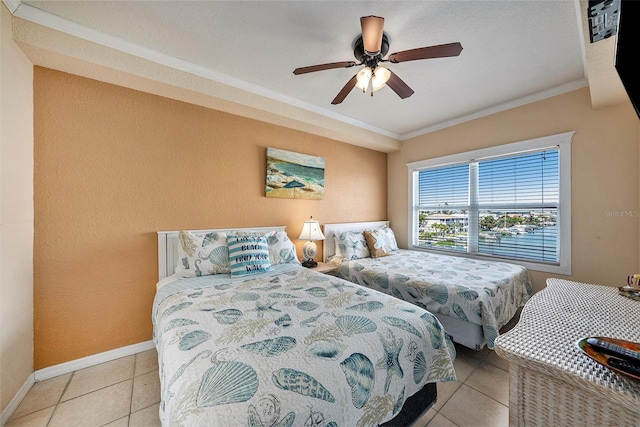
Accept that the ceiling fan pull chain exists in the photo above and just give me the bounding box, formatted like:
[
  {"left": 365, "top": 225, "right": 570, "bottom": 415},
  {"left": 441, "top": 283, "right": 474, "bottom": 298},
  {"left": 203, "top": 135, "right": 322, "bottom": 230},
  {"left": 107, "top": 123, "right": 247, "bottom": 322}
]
[{"left": 370, "top": 70, "right": 374, "bottom": 96}]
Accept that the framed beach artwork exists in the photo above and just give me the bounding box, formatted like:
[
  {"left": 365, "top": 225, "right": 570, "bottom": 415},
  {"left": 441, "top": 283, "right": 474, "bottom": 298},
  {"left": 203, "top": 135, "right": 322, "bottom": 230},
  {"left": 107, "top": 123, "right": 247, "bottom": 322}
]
[{"left": 265, "top": 147, "right": 325, "bottom": 199}]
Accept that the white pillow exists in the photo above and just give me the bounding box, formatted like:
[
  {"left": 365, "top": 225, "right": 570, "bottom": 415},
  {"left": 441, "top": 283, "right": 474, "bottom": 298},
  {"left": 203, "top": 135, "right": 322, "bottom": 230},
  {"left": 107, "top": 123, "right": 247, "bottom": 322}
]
[
  {"left": 377, "top": 227, "right": 399, "bottom": 251},
  {"left": 265, "top": 230, "right": 301, "bottom": 266},
  {"left": 333, "top": 235, "right": 342, "bottom": 257},
  {"left": 335, "top": 230, "right": 370, "bottom": 260},
  {"left": 175, "top": 230, "right": 230, "bottom": 277}
]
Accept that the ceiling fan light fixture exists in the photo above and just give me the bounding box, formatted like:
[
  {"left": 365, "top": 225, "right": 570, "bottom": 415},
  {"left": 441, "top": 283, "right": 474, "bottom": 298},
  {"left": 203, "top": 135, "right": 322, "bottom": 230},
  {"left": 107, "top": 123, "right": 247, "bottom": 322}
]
[
  {"left": 371, "top": 66, "right": 391, "bottom": 91},
  {"left": 355, "top": 67, "right": 372, "bottom": 92}
]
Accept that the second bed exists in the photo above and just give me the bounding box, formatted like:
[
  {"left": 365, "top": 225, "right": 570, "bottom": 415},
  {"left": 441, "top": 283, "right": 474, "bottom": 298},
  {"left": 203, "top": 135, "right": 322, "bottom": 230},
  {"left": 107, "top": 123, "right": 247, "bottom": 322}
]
[{"left": 324, "top": 221, "right": 533, "bottom": 350}]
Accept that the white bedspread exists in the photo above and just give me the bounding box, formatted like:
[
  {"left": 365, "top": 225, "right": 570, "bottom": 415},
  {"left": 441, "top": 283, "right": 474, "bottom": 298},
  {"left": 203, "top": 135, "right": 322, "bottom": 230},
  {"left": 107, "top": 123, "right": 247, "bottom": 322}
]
[
  {"left": 153, "top": 264, "right": 456, "bottom": 427},
  {"left": 330, "top": 250, "right": 532, "bottom": 349}
]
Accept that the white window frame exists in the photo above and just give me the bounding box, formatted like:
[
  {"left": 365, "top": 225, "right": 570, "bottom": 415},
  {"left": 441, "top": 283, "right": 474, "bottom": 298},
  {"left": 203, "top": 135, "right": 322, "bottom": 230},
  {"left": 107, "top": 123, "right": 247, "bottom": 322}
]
[{"left": 407, "top": 131, "right": 573, "bottom": 275}]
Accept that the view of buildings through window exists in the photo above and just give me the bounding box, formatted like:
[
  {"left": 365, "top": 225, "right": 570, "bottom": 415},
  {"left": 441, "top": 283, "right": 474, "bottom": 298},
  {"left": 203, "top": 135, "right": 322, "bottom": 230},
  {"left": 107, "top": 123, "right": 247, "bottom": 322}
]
[{"left": 414, "top": 149, "right": 560, "bottom": 264}]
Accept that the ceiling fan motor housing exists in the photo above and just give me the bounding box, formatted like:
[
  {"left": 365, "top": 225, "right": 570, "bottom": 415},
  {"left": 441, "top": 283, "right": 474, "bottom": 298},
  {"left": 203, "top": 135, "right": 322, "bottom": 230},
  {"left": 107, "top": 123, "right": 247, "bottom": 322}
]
[{"left": 353, "top": 33, "right": 390, "bottom": 67}]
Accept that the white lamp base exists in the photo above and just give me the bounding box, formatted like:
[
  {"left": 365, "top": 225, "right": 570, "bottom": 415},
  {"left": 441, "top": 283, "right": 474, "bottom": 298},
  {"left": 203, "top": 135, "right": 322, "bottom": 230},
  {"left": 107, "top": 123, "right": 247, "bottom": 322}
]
[{"left": 301, "top": 241, "right": 318, "bottom": 268}]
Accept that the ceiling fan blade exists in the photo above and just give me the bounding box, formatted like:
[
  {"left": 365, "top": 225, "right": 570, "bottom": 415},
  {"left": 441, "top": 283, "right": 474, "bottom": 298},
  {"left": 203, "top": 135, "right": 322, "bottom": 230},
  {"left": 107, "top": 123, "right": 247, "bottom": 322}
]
[
  {"left": 293, "top": 61, "right": 357, "bottom": 75},
  {"left": 331, "top": 75, "right": 358, "bottom": 105},
  {"left": 388, "top": 42, "right": 463, "bottom": 63},
  {"left": 360, "top": 15, "right": 385, "bottom": 54},
  {"left": 386, "top": 71, "right": 414, "bottom": 99}
]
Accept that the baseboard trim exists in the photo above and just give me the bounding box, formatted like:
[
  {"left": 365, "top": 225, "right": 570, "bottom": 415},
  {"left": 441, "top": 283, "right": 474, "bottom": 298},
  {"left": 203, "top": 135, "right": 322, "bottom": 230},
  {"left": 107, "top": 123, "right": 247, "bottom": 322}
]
[
  {"left": 1, "top": 373, "right": 35, "bottom": 426},
  {"left": 34, "top": 340, "right": 156, "bottom": 382}
]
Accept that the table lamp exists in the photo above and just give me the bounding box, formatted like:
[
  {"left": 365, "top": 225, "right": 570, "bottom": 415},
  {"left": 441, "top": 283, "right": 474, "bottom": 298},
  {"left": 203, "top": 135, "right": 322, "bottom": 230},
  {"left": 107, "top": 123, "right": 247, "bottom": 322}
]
[{"left": 298, "top": 216, "right": 325, "bottom": 268}]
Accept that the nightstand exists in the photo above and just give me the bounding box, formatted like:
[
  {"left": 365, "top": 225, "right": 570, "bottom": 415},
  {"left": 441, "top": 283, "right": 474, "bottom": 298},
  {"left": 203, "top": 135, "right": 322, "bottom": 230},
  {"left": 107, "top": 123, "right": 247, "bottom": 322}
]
[{"left": 308, "top": 261, "right": 338, "bottom": 276}]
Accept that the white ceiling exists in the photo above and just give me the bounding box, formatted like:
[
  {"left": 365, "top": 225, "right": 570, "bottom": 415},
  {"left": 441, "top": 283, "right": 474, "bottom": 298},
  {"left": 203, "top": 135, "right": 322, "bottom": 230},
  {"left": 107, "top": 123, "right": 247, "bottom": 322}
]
[{"left": 6, "top": 0, "right": 629, "bottom": 151}]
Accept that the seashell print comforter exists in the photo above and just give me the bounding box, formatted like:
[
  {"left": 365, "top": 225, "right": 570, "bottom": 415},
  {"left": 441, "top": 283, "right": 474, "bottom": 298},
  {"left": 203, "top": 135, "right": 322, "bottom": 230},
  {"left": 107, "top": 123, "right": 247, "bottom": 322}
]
[
  {"left": 332, "top": 250, "right": 533, "bottom": 349},
  {"left": 153, "top": 264, "right": 456, "bottom": 427}
]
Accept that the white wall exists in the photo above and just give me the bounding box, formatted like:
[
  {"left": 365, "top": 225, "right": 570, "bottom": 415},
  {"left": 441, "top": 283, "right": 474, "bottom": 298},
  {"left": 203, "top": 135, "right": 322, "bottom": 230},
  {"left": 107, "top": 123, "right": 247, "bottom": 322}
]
[{"left": 0, "top": 2, "right": 34, "bottom": 418}]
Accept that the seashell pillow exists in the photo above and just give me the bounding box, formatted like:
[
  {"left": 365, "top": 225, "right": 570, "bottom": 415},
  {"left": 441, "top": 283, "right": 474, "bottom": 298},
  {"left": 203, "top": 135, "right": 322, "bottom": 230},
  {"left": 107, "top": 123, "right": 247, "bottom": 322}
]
[
  {"left": 175, "top": 230, "right": 230, "bottom": 277},
  {"left": 265, "top": 230, "right": 301, "bottom": 266},
  {"left": 363, "top": 229, "right": 393, "bottom": 258},
  {"left": 376, "top": 227, "right": 398, "bottom": 251},
  {"left": 335, "top": 231, "right": 371, "bottom": 260},
  {"left": 227, "top": 233, "right": 273, "bottom": 276}
]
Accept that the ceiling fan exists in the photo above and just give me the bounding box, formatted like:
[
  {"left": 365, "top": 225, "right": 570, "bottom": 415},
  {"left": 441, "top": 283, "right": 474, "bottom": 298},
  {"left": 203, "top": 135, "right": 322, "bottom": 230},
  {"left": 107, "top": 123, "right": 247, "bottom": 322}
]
[{"left": 293, "top": 16, "right": 463, "bottom": 105}]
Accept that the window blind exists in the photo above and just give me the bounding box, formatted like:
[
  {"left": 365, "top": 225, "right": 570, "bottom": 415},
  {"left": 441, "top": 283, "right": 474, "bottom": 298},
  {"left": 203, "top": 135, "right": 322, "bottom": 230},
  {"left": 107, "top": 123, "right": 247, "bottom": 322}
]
[{"left": 414, "top": 148, "right": 560, "bottom": 264}]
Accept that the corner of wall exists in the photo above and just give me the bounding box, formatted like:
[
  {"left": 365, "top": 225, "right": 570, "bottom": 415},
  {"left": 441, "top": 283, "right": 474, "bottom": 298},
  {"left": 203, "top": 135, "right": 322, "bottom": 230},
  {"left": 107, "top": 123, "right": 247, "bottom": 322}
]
[{"left": 1, "top": 1, "right": 35, "bottom": 418}]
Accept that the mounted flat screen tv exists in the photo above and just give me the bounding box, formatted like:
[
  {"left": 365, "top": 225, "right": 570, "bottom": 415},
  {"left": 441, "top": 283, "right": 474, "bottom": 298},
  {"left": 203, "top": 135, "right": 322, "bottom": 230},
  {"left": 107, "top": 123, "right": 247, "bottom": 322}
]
[{"left": 615, "top": 0, "right": 640, "bottom": 119}]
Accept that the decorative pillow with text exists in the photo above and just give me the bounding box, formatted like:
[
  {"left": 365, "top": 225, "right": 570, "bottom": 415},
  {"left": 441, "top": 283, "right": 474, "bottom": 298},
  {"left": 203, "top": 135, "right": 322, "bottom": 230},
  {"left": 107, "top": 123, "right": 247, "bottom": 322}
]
[{"left": 227, "top": 233, "right": 273, "bottom": 276}]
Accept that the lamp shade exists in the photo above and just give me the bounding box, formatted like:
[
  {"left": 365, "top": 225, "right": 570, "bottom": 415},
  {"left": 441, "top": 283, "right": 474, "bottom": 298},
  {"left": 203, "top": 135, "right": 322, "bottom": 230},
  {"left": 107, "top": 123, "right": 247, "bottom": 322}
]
[
  {"left": 371, "top": 66, "right": 391, "bottom": 92},
  {"left": 355, "top": 67, "right": 372, "bottom": 92},
  {"left": 298, "top": 218, "right": 325, "bottom": 242},
  {"left": 298, "top": 217, "right": 325, "bottom": 268}
]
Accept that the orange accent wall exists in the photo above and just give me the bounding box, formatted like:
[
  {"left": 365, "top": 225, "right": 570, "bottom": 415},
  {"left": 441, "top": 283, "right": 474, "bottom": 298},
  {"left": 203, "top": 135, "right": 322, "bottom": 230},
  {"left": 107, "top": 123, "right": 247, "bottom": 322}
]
[{"left": 33, "top": 67, "right": 387, "bottom": 369}]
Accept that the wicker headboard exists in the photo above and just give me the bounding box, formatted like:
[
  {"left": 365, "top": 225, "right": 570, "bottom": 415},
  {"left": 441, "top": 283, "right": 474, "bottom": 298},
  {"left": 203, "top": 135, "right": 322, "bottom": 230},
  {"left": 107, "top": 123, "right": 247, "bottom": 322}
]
[
  {"left": 157, "top": 226, "right": 287, "bottom": 280},
  {"left": 322, "top": 221, "right": 389, "bottom": 262}
]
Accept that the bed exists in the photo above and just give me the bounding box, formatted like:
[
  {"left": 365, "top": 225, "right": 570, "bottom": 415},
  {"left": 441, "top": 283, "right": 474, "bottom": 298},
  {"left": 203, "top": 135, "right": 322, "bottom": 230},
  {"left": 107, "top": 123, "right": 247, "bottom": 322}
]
[
  {"left": 323, "top": 221, "right": 533, "bottom": 350},
  {"left": 153, "top": 226, "right": 457, "bottom": 427}
]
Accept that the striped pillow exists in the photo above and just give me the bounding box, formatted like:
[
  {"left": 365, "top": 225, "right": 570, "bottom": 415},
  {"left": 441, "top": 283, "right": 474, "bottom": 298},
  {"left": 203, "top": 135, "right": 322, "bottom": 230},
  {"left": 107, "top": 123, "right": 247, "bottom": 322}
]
[{"left": 227, "top": 233, "right": 273, "bottom": 276}]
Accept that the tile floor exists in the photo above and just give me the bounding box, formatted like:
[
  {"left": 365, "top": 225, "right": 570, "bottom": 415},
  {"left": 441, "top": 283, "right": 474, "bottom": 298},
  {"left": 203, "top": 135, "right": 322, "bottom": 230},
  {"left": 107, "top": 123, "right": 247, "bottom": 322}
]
[{"left": 6, "top": 343, "right": 509, "bottom": 427}]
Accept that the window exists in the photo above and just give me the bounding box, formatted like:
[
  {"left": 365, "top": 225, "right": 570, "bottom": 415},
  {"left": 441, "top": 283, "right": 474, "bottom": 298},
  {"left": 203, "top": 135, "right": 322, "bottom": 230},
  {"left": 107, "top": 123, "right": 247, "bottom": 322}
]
[{"left": 407, "top": 132, "right": 572, "bottom": 274}]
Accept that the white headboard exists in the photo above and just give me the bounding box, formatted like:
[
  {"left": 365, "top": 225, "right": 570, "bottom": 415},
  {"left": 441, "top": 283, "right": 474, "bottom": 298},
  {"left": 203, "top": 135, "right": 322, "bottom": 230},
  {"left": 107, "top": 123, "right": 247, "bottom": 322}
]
[
  {"left": 323, "top": 221, "right": 389, "bottom": 262},
  {"left": 157, "top": 226, "right": 287, "bottom": 280}
]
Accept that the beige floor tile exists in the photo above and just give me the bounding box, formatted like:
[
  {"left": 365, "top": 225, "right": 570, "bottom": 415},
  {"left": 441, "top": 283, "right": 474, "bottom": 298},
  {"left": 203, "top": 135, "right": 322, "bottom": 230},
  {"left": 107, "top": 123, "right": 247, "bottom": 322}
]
[
  {"left": 5, "top": 406, "right": 55, "bottom": 427},
  {"left": 439, "top": 385, "right": 508, "bottom": 427},
  {"left": 61, "top": 356, "right": 135, "bottom": 401},
  {"left": 10, "top": 374, "right": 71, "bottom": 419},
  {"left": 451, "top": 354, "right": 480, "bottom": 383},
  {"left": 135, "top": 349, "right": 159, "bottom": 377},
  {"left": 485, "top": 350, "right": 509, "bottom": 372},
  {"left": 410, "top": 406, "right": 437, "bottom": 427},
  {"left": 432, "top": 380, "right": 461, "bottom": 411},
  {"left": 103, "top": 416, "right": 129, "bottom": 427},
  {"left": 129, "top": 403, "right": 161, "bottom": 427},
  {"left": 426, "top": 413, "right": 459, "bottom": 427},
  {"left": 48, "top": 380, "right": 132, "bottom": 427},
  {"left": 465, "top": 363, "right": 510, "bottom": 406},
  {"left": 131, "top": 370, "right": 161, "bottom": 412}
]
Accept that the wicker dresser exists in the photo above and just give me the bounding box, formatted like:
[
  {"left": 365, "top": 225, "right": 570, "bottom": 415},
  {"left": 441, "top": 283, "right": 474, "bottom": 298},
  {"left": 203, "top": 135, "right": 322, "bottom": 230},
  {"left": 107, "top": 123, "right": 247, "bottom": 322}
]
[{"left": 494, "top": 278, "right": 640, "bottom": 426}]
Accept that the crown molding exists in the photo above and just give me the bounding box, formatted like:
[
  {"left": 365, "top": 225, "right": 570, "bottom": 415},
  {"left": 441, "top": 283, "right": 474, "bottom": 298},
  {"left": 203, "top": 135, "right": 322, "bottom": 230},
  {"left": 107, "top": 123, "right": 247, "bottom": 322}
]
[
  {"left": 9, "top": 1, "right": 402, "bottom": 147},
  {"left": 2, "top": 0, "right": 21, "bottom": 14},
  {"left": 401, "top": 79, "right": 589, "bottom": 140},
  {"left": 6, "top": 1, "right": 597, "bottom": 145}
]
